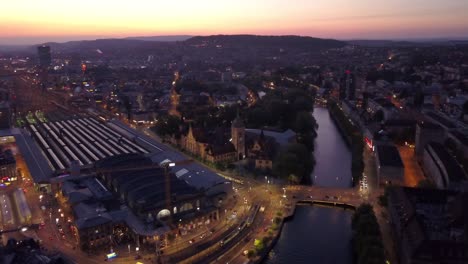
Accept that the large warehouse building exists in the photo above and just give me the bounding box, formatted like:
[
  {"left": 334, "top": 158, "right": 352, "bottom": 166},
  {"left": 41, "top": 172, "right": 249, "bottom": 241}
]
[{"left": 14, "top": 113, "right": 232, "bottom": 250}]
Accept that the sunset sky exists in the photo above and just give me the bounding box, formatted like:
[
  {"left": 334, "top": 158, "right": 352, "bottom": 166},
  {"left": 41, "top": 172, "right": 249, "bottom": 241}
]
[{"left": 1, "top": 0, "right": 468, "bottom": 45}]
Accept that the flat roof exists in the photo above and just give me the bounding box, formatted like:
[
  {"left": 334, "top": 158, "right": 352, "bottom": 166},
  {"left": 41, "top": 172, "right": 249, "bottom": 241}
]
[
  {"left": 4, "top": 128, "right": 54, "bottom": 183},
  {"left": 376, "top": 144, "right": 404, "bottom": 168},
  {"left": 417, "top": 121, "right": 443, "bottom": 130},
  {"left": 425, "top": 112, "right": 456, "bottom": 129},
  {"left": 426, "top": 142, "right": 466, "bottom": 183},
  {"left": 450, "top": 130, "right": 468, "bottom": 146}
]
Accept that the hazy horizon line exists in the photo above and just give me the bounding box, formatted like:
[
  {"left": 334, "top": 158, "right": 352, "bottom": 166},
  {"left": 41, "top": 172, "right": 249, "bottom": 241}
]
[{"left": 1, "top": 34, "right": 468, "bottom": 46}]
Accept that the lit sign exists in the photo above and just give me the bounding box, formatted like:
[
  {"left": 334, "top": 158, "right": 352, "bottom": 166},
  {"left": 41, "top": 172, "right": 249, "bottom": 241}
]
[
  {"left": 364, "top": 137, "right": 373, "bottom": 150},
  {"left": 107, "top": 252, "right": 117, "bottom": 259}
]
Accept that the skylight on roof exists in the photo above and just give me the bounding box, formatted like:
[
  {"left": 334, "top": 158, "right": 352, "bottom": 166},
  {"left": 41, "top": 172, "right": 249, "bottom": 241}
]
[
  {"left": 159, "top": 159, "right": 171, "bottom": 166},
  {"left": 175, "top": 168, "right": 189, "bottom": 178}
]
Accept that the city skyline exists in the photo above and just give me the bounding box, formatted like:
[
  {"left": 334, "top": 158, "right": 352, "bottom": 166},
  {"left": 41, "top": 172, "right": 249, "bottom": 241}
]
[{"left": 2, "top": 0, "right": 468, "bottom": 45}]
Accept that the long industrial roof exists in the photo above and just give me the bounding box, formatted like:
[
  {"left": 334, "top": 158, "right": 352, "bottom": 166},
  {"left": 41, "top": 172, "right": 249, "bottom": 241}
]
[{"left": 0, "top": 128, "right": 54, "bottom": 184}]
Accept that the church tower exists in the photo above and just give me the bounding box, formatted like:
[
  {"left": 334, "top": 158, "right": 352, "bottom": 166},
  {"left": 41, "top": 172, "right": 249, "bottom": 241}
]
[{"left": 231, "top": 113, "right": 245, "bottom": 160}]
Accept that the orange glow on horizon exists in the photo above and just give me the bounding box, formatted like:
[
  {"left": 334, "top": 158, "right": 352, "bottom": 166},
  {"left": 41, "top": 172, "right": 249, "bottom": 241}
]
[{"left": 1, "top": 0, "right": 468, "bottom": 44}]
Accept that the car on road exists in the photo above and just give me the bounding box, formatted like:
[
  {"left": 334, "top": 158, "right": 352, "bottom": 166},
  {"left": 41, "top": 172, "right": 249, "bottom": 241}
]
[{"left": 189, "top": 239, "right": 195, "bottom": 244}]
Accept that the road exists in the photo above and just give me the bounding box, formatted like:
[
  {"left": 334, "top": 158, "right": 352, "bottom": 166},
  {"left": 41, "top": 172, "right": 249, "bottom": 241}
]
[
  {"left": 398, "top": 145, "right": 425, "bottom": 187},
  {"left": 7, "top": 73, "right": 397, "bottom": 264}
]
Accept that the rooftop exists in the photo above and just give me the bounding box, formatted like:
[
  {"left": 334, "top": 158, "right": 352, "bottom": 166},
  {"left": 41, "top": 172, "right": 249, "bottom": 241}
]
[
  {"left": 96, "top": 154, "right": 199, "bottom": 214},
  {"left": 2, "top": 128, "right": 54, "bottom": 183},
  {"left": 375, "top": 144, "right": 404, "bottom": 168},
  {"left": 388, "top": 187, "right": 468, "bottom": 262},
  {"left": 417, "top": 121, "right": 443, "bottom": 130},
  {"left": 425, "top": 112, "right": 457, "bottom": 129},
  {"left": 450, "top": 130, "right": 468, "bottom": 146},
  {"left": 105, "top": 121, "right": 230, "bottom": 190},
  {"left": 426, "top": 142, "right": 466, "bottom": 183}
]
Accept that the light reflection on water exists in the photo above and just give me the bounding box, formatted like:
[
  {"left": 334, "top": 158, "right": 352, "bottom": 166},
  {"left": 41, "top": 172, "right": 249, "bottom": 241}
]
[{"left": 264, "top": 206, "right": 352, "bottom": 264}]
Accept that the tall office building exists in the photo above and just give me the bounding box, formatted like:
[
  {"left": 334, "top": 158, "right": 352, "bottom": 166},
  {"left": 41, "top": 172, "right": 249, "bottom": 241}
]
[
  {"left": 339, "top": 70, "right": 356, "bottom": 100},
  {"left": 37, "top": 45, "right": 51, "bottom": 86},
  {"left": 37, "top": 45, "right": 51, "bottom": 67}
]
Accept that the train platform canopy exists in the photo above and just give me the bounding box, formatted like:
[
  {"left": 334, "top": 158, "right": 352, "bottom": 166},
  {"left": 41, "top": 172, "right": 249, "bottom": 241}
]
[{"left": 0, "top": 128, "right": 54, "bottom": 184}]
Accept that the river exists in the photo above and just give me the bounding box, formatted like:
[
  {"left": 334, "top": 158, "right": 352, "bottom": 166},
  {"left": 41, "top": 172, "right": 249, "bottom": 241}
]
[
  {"left": 311, "top": 107, "right": 352, "bottom": 188},
  {"left": 264, "top": 206, "right": 353, "bottom": 264},
  {"left": 264, "top": 107, "right": 353, "bottom": 264}
]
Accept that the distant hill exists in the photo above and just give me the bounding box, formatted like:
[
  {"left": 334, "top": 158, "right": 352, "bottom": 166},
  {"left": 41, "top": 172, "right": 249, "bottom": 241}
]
[
  {"left": 125, "top": 35, "right": 192, "bottom": 42},
  {"left": 30, "top": 35, "right": 346, "bottom": 54},
  {"left": 36, "top": 38, "right": 173, "bottom": 54},
  {"left": 185, "top": 34, "right": 346, "bottom": 49},
  {"left": 0, "top": 45, "right": 30, "bottom": 52},
  {"left": 348, "top": 39, "right": 468, "bottom": 47},
  {"left": 1, "top": 35, "right": 346, "bottom": 55}
]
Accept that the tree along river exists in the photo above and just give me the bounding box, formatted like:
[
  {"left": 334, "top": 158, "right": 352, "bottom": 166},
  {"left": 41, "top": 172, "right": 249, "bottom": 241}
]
[{"left": 264, "top": 107, "right": 353, "bottom": 264}]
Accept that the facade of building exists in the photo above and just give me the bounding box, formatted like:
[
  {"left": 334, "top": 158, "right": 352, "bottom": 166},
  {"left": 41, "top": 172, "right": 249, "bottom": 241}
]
[
  {"left": 61, "top": 154, "right": 223, "bottom": 250},
  {"left": 180, "top": 125, "right": 237, "bottom": 163},
  {"left": 339, "top": 71, "right": 355, "bottom": 101},
  {"left": 246, "top": 130, "right": 276, "bottom": 171},
  {"left": 179, "top": 115, "right": 246, "bottom": 163},
  {"left": 0, "top": 149, "right": 16, "bottom": 183},
  {"left": 415, "top": 121, "right": 446, "bottom": 156},
  {"left": 37, "top": 45, "right": 51, "bottom": 67},
  {"left": 231, "top": 115, "right": 245, "bottom": 160},
  {"left": 0, "top": 102, "right": 11, "bottom": 129}
]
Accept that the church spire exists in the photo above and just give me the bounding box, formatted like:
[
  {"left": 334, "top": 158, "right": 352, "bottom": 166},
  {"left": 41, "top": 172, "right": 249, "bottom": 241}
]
[{"left": 231, "top": 108, "right": 244, "bottom": 128}]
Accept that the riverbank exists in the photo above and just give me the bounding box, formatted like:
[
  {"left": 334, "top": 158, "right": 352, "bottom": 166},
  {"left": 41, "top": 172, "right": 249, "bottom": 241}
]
[
  {"left": 250, "top": 199, "right": 356, "bottom": 264},
  {"left": 326, "top": 100, "right": 364, "bottom": 186}
]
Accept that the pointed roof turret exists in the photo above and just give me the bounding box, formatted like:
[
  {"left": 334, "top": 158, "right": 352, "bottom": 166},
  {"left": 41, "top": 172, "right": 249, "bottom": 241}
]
[{"left": 231, "top": 109, "right": 244, "bottom": 128}]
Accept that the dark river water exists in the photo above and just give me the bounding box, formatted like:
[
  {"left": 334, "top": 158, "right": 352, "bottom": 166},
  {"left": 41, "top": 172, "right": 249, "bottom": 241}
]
[
  {"left": 311, "top": 107, "right": 352, "bottom": 188},
  {"left": 264, "top": 107, "right": 353, "bottom": 264},
  {"left": 264, "top": 206, "right": 353, "bottom": 264}
]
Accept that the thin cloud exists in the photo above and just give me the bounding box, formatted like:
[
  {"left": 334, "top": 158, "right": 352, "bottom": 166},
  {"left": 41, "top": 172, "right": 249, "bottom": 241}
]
[{"left": 308, "top": 7, "right": 466, "bottom": 22}]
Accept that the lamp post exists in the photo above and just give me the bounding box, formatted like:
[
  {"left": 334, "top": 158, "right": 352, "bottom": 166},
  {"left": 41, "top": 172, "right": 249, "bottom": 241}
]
[{"left": 163, "top": 162, "right": 176, "bottom": 226}]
